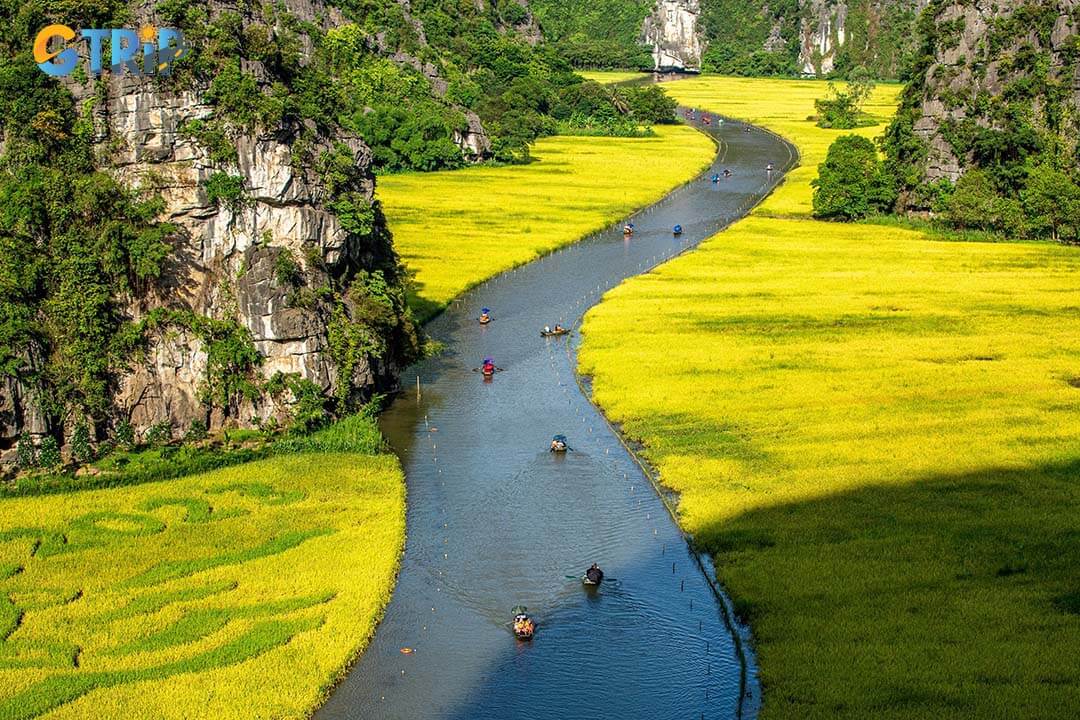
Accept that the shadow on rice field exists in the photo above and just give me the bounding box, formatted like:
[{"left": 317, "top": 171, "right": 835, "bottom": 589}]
[{"left": 697, "top": 459, "right": 1080, "bottom": 719}]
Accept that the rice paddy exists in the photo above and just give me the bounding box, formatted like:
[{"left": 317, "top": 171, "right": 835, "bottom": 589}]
[
  {"left": 578, "top": 70, "right": 651, "bottom": 85},
  {"left": 378, "top": 125, "right": 716, "bottom": 320},
  {"left": 0, "top": 446, "right": 405, "bottom": 718},
  {"left": 578, "top": 75, "right": 1080, "bottom": 717},
  {"left": 660, "top": 75, "right": 901, "bottom": 217}
]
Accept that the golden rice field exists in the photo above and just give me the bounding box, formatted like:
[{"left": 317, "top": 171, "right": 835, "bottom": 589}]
[
  {"left": 579, "top": 75, "right": 1080, "bottom": 717},
  {"left": 0, "top": 451, "right": 405, "bottom": 719},
  {"left": 578, "top": 70, "right": 651, "bottom": 85},
  {"left": 378, "top": 126, "right": 716, "bottom": 319}
]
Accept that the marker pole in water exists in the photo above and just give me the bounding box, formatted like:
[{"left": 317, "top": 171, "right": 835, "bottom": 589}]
[{"left": 416, "top": 375, "right": 421, "bottom": 401}]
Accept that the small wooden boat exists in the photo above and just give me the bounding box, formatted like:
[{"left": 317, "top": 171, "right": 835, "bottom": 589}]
[
  {"left": 540, "top": 328, "right": 570, "bottom": 337},
  {"left": 550, "top": 434, "right": 569, "bottom": 452},
  {"left": 479, "top": 307, "right": 492, "bottom": 325},
  {"left": 673, "top": 224, "right": 683, "bottom": 236},
  {"left": 583, "top": 566, "right": 604, "bottom": 586}
]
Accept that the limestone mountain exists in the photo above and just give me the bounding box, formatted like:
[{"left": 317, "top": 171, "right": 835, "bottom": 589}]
[
  {"left": 530, "top": 0, "right": 926, "bottom": 76},
  {"left": 700, "top": 0, "right": 928, "bottom": 77},
  {"left": 883, "top": 0, "right": 1080, "bottom": 212},
  {"left": 0, "top": 0, "right": 577, "bottom": 463}
]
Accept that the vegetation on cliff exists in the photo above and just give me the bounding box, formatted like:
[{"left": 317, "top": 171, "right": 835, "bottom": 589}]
[
  {"left": 0, "top": 0, "right": 429, "bottom": 469},
  {"left": 701, "top": 1, "right": 922, "bottom": 79},
  {"left": 0, "top": 2, "right": 180, "bottom": 441},
  {"left": 877, "top": 0, "right": 1080, "bottom": 242},
  {"left": 530, "top": 0, "right": 654, "bottom": 69},
  {"left": 163, "top": 0, "right": 676, "bottom": 172}
]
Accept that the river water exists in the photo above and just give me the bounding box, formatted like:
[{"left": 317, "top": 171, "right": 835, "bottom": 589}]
[{"left": 315, "top": 115, "right": 796, "bottom": 720}]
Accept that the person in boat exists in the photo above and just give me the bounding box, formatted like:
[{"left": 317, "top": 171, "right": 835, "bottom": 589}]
[
  {"left": 550, "top": 434, "right": 568, "bottom": 452},
  {"left": 481, "top": 357, "right": 496, "bottom": 375},
  {"left": 623, "top": 222, "right": 635, "bottom": 236},
  {"left": 766, "top": 163, "right": 774, "bottom": 172},
  {"left": 673, "top": 224, "right": 683, "bottom": 235},
  {"left": 554, "top": 323, "right": 564, "bottom": 333},
  {"left": 513, "top": 612, "right": 535, "bottom": 638},
  {"left": 711, "top": 173, "right": 720, "bottom": 184},
  {"left": 585, "top": 563, "right": 604, "bottom": 584},
  {"left": 479, "top": 307, "right": 491, "bottom": 324},
  {"left": 723, "top": 169, "right": 732, "bottom": 178},
  {"left": 544, "top": 325, "right": 551, "bottom": 334}
]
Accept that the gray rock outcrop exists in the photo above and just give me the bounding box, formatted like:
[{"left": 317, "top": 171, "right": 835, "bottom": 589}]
[
  {"left": 895, "top": 0, "right": 1079, "bottom": 193},
  {"left": 20, "top": 0, "right": 417, "bottom": 449},
  {"left": 644, "top": 0, "right": 704, "bottom": 71}
]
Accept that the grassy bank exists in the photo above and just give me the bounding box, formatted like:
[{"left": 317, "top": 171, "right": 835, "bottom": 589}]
[
  {"left": 579, "top": 74, "right": 1080, "bottom": 717},
  {"left": 0, "top": 416, "right": 405, "bottom": 719},
  {"left": 378, "top": 126, "right": 716, "bottom": 320}
]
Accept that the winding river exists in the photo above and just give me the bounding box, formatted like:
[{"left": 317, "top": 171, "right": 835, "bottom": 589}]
[{"left": 316, "top": 114, "right": 797, "bottom": 720}]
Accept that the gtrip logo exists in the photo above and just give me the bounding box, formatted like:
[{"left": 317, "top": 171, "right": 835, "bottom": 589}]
[{"left": 34, "top": 24, "right": 187, "bottom": 77}]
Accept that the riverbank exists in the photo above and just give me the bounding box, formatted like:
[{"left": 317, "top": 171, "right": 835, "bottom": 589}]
[
  {"left": 578, "top": 74, "right": 1080, "bottom": 717},
  {"left": 0, "top": 415, "right": 405, "bottom": 719},
  {"left": 378, "top": 126, "right": 716, "bottom": 320}
]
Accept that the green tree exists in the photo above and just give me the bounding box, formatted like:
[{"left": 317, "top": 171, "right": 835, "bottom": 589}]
[
  {"left": 812, "top": 135, "right": 895, "bottom": 220},
  {"left": 815, "top": 72, "right": 875, "bottom": 129},
  {"left": 623, "top": 86, "right": 677, "bottom": 124},
  {"left": 1021, "top": 164, "right": 1080, "bottom": 243},
  {"left": 943, "top": 170, "right": 1000, "bottom": 230}
]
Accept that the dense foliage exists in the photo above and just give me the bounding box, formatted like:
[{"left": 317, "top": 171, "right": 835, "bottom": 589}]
[
  {"left": 811, "top": 135, "right": 894, "bottom": 220},
  {"left": 880, "top": 0, "right": 1080, "bottom": 242},
  {"left": 159, "top": 0, "right": 671, "bottom": 172},
  {"left": 0, "top": 0, "right": 182, "bottom": 440},
  {"left": 529, "top": 0, "right": 654, "bottom": 69}
]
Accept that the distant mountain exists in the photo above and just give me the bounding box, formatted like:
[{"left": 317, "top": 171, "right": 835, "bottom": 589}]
[
  {"left": 701, "top": 0, "right": 926, "bottom": 78},
  {"left": 529, "top": 0, "right": 926, "bottom": 78}
]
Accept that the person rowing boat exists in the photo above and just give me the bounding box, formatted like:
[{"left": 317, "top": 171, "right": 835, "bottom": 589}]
[
  {"left": 476, "top": 357, "right": 503, "bottom": 377},
  {"left": 541, "top": 324, "right": 569, "bottom": 337},
  {"left": 583, "top": 563, "right": 604, "bottom": 585}
]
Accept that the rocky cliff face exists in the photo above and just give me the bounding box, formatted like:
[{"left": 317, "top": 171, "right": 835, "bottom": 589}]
[
  {"left": 0, "top": 0, "right": 422, "bottom": 457},
  {"left": 698, "top": 0, "right": 923, "bottom": 78},
  {"left": 796, "top": 0, "right": 928, "bottom": 76},
  {"left": 886, "top": 0, "right": 1080, "bottom": 204},
  {"left": 643, "top": 0, "right": 704, "bottom": 70},
  {"left": 97, "top": 79, "right": 391, "bottom": 433}
]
